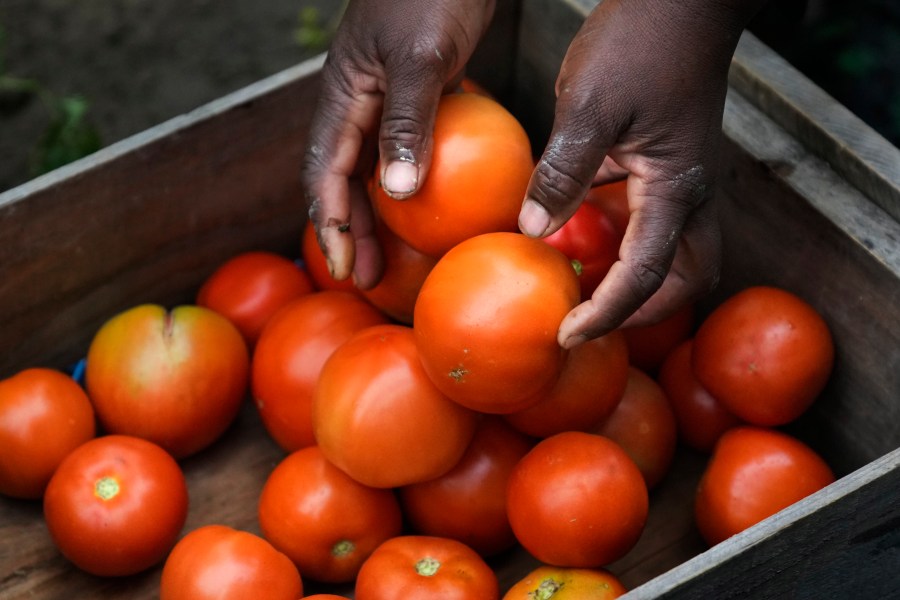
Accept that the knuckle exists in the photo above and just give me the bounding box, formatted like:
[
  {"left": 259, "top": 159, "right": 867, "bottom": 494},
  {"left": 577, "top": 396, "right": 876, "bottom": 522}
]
[{"left": 532, "top": 153, "right": 592, "bottom": 211}]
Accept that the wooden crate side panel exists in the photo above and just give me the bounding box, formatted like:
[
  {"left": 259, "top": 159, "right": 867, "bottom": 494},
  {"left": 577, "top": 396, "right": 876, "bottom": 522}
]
[
  {"left": 0, "top": 58, "right": 325, "bottom": 379},
  {"left": 730, "top": 32, "right": 900, "bottom": 224}
]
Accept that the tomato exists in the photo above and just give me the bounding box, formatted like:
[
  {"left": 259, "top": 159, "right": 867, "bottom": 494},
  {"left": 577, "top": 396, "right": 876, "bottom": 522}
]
[
  {"left": 43, "top": 434, "right": 188, "bottom": 577},
  {"left": 584, "top": 179, "right": 629, "bottom": 236},
  {"left": 506, "top": 431, "right": 648, "bottom": 567},
  {"left": 593, "top": 367, "right": 678, "bottom": 490},
  {"left": 503, "top": 566, "right": 627, "bottom": 600},
  {"left": 621, "top": 304, "right": 694, "bottom": 375},
  {"left": 0, "top": 368, "right": 95, "bottom": 499},
  {"left": 251, "top": 291, "right": 388, "bottom": 452},
  {"left": 657, "top": 339, "right": 743, "bottom": 453},
  {"left": 258, "top": 446, "right": 403, "bottom": 584},
  {"left": 692, "top": 286, "right": 834, "bottom": 426},
  {"left": 303, "top": 596, "right": 350, "bottom": 600},
  {"left": 196, "top": 250, "right": 314, "bottom": 347},
  {"left": 302, "top": 219, "right": 361, "bottom": 294},
  {"left": 313, "top": 324, "right": 478, "bottom": 488},
  {"left": 694, "top": 426, "right": 835, "bottom": 546},
  {"left": 370, "top": 93, "right": 534, "bottom": 258},
  {"left": 361, "top": 219, "right": 438, "bottom": 324},
  {"left": 458, "top": 77, "right": 493, "bottom": 97},
  {"left": 355, "top": 535, "right": 499, "bottom": 600},
  {"left": 542, "top": 200, "right": 621, "bottom": 302},
  {"left": 399, "top": 417, "right": 534, "bottom": 557},
  {"left": 84, "top": 304, "right": 249, "bottom": 459},
  {"left": 160, "top": 525, "right": 303, "bottom": 600},
  {"left": 414, "top": 232, "right": 580, "bottom": 413},
  {"left": 504, "top": 331, "right": 628, "bottom": 438}
]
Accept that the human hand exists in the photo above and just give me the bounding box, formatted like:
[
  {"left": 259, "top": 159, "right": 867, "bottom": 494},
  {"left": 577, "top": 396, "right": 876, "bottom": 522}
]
[
  {"left": 518, "top": 0, "right": 766, "bottom": 348},
  {"left": 300, "top": 0, "right": 496, "bottom": 289}
]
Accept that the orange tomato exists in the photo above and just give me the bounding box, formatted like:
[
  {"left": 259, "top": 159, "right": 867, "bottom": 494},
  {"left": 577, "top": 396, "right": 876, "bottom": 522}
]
[
  {"left": 251, "top": 291, "right": 388, "bottom": 452},
  {"left": 0, "top": 368, "right": 95, "bottom": 499},
  {"left": 503, "top": 566, "right": 627, "bottom": 599},
  {"left": 593, "top": 367, "right": 678, "bottom": 490},
  {"left": 414, "top": 232, "right": 580, "bottom": 414},
  {"left": 313, "top": 324, "right": 478, "bottom": 488},
  {"left": 692, "top": 286, "right": 833, "bottom": 426},
  {"left": 507, "top": 431, "right": 648, "bottom": 567},
  {"left": 694, "top": 426, "right": 835, "bottom": 546},
  {"left": 196, "top": 250, "right": 314, "bottom": 347},
  {"left": 258, "top": 446, "right": 403, "bottom": 584},
  {"left": 370, "top": 93, "right": 533, "bottom": 258},
  {"left": 504, "top": 331, "right": 629, "bottom": 438}
]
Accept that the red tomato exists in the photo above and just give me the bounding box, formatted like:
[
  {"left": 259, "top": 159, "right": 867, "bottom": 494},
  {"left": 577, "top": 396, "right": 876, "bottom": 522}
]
[
  {"left": 43, "top": 435, "right": 188, "bottom": 576},
  {"left": 355, "top": 535, "right": 499, "bottom": 600},
  {"left": 503, "top": 566, "right": 627, "bottom": 599},
  {"left": 361, "top": 220, "right": 438, "bottom": 324},
  {"left": 692, "top": 286, "right": 834, "bottom": 426},
  {"left": 303, "top": 596, "right": 350, "bottom": 600},
  {"left": 161, "top": 525, "right": 303, "bottom": 600},
  {"left": 0, "top": 368, "right": 95, "bottom": 499},
  {"left": 251, "top": 291, "right": 388, "bottom": 452},
  {"left": 506, "top": 431, "right": 648, "bottom": 567},
  {"left": 593, "top": 367, "right": 678, "bottom": 490},
  {"left": 196, "top": 250, "right": 314, "bottom": 347},
  {"left": 258, "top": 446, "right": 403, "bottom": 584},
  {"left": 370, "top": 93, "right": 533, "bottom": 258},
  {"left": 84, "top": 304, "right": 249, "bottom": 459},
  {"left": 313, "top": 324, "right": 478, "bottom": 488},
  {"left": 302, "top": 220, "right": 361, "bottom": 294},
  {"left": 399, "top": 417, "right": 534, "bottom": 557},
  {"left": 584, "top": 179, "right": 629, "bottom": 236},
  {"left": 694, "top": 426, "right": 835, "bottom": 546},
  {"left": 621, "top": 303, "right": 694, "bottom": 375},
  {"left": 657, "top": 339, "right": 743, "bottom": 453},
  {"left": 413, "top": 232, "right": 580, "bottom": 413},
  {"left": 504, "top": 331, "right": 629, "bottom": 438},
  {"left": 542, "top": 200, "right": 621, "bottom": 302}
]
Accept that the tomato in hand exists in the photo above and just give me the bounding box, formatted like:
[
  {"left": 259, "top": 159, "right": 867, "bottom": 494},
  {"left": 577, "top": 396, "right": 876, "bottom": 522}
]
[
  {"left": 85, "top": 304, "right": 249, "bottom": 459},
  {"left": 593, "top": 367, "right": 678, "bottom": 490},
  {"left": 361, "top": 219, "right": 438, "bottom": 324},
  {"left": 503, "top": 565, "right": 627, "bottom": 600},
  {"left": 313, "top": 324, "right": 478, "bottom": 488},
  {"left": 43, "top": 434, "right": 188, "bottom": 577},
  {"left": 251, "top": 291, "right": 388, "bottom": 452},
  {"left": 621, "top": 304, "right": 695, "bottom": 375},
  {"left": 355, "top": 535, "right": 499, "bottom": 600},
  {"left": 370, "top": 92, "right": 534, "bottom": 258},
  {"left": 694, "top": 426, "right": 835, "bottom": 546},
  {"left": 692, "top": 286, "right": 834, "bottom": 426},
  {"left": 160, "top": 525, "right": 303, "bottom": 600},
  {"left": 399, "top": 417, "right": 534, "bottom": 557},
  {"left": 414, "top": 232, "right": 580, "bottom": 413},
  {"left": 258, "top": 446, "right": 403, "bottom": 584},
  {"left": 658, "top": 339, "right": 742, "bottom": 453},
  {"left": 0, "top": 368, "right": 95, "bottom": 499},
  {"left": 196, "top": 250, "right": 314, "bottom": 347},
  {"left": 542, "top": 200, "right": 621, "bottom": 302},
  {"left": 504, "top": 330, "right": 628, "bottom": 438},
  {"left": 506, "top": 431, "right": 648, "bottom": 567}
]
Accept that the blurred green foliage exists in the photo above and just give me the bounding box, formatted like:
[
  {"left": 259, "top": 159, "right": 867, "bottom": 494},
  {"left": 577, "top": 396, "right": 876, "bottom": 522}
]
[{"left": 293, "top": 2, "right": 347, "bottom": 54}]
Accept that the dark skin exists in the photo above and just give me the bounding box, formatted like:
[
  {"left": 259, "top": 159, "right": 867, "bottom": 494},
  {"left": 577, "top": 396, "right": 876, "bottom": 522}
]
[{"left": 301, "top": 0, "right": 767, "bottom": 348}]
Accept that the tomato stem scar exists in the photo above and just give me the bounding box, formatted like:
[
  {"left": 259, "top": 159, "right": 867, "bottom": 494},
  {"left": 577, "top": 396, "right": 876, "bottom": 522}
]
[
  {"left": 332, "top": 540, "right": 355, "bottom": 558},
  {"left": 415, "top": 557, "right": 441, "bottom": 577},
  {"left": 530, "top": 578, "right": 565, "bottom": 599},
  {"left": 449, "top": 366, "right": 468, "bottom": 382},
  {"left": 94, "top": 476, "right": 120, "bottom": 501}
]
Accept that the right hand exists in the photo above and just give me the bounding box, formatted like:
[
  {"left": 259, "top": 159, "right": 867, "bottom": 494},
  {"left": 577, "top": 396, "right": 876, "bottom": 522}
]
[{"left": 300, "top": 0, "right": 496, "bottom": 290}]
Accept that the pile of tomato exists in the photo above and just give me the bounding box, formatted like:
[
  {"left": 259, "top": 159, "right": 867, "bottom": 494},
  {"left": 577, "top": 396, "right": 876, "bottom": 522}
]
[{"left": 0, "top": 88, "right": 838, "bottom": 600}]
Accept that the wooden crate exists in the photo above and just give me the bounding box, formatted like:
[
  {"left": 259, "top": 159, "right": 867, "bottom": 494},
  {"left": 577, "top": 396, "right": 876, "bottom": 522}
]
[{"left": 2, "top": 1, "right": 899, "bottom": 598}]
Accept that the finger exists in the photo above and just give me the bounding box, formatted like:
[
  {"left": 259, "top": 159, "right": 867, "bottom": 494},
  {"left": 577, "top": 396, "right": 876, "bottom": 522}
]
[
  {"left": 301, "top": 61, "right": 383, "bottom": 281},
  {"left": 592, "top": 156, "right": 630, "bottom": 186},
  {"left": 377, "top": 45, "right": 453, "bottom": 199}
]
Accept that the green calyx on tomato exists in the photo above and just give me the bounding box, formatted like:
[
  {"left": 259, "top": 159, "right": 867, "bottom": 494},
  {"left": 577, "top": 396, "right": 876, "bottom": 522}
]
[
  {"left": 94, "top": 476, "right": 120, "bottom": 501},
  {"left": 332, "top": 540, "right": 355, "bottom": 558},
  {"left": 534, "top": 579, "right": 565, "bottom": 599},
  {"left": 570, "top": 259, "right": 583, "bottom": 278},
  {"left": 415, "top": 556, "right": 441, "bottom": 577}
]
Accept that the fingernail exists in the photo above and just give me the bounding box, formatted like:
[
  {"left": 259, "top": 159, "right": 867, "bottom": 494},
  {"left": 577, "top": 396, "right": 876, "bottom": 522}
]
[
  {"left": 383, "top": 161, "right": 418, "bottom": 198},
  {"left": 519, "top": 199, "right": 551, "bottom": 237}
]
